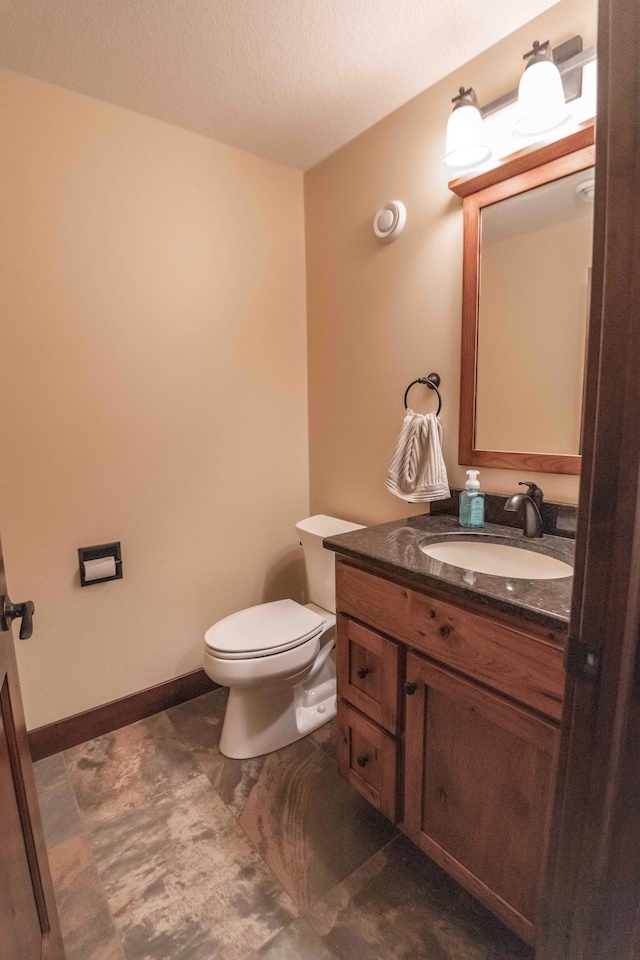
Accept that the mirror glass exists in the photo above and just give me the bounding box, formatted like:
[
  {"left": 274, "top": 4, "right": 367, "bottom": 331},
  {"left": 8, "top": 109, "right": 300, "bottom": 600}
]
[{"left": 475, "top": 167, "right": 594, "bottom": 456}]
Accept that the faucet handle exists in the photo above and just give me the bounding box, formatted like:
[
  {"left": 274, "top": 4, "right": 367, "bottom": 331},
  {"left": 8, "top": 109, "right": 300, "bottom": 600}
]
[{"left": 518, "top": 481, "right": 543, "bottom": 506}]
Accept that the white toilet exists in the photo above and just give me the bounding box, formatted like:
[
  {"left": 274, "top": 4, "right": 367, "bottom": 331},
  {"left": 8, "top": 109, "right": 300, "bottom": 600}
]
[{"left": 203, "top": 515, "right": 364, "bottom": 759}]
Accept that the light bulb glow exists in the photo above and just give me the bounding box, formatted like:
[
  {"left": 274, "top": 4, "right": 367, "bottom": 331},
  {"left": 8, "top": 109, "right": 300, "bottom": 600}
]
[
  {"left": 443, "top": 103, "right": 492, "bottom": 170},
  {"left": 514, "top": 59, "right": 570, "bottom": 136}
]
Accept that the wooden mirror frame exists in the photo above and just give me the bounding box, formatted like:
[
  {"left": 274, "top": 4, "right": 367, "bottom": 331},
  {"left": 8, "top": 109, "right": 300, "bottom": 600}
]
[{"left": 450, "top": 120, "right": 596, "bottom": 476}]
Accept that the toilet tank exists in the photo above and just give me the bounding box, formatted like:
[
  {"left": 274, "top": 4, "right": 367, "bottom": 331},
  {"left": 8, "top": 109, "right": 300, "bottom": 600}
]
[{"left": 295, "top": 515, "right": 365, "bottom": 614}]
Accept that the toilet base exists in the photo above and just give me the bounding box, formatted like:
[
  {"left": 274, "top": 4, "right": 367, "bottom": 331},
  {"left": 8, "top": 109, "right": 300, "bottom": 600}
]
[{"left": 219, "top": 656, "right": 337, "bottom": 759}]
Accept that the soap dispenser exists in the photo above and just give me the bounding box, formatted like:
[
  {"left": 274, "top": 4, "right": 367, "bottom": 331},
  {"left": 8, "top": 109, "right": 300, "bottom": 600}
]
[{"left": 459, "top": 470, "right": 485, "bottom": 528}]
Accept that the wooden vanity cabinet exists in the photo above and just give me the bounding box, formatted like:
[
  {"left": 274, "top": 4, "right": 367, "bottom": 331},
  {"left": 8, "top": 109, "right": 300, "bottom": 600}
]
[{"left": 335, "top": 557, "right": 564, "bottom": 946}]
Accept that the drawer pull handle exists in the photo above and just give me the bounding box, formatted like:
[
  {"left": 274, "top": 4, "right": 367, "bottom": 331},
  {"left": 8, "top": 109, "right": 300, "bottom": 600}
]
[
  {"left": 356, "top": 667, "right": 370, "bottom": 679},
  {"left": 356, "top": 755, "right": 369, "bottom": 768},
  {"left": 404, "top": 682, "right": 417, "bottom": 695}
]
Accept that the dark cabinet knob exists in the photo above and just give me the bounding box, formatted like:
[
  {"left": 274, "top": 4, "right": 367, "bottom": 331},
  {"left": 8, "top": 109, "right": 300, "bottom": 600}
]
[
  {"left": 356, "top": 755, "right": 369, "bottom": 768},
  {"left": 404, "top": 682, "right": 417, "bottom": 695},
  {"left": 1, "top": 596, "right": 35, "bottom": 640},
  {"left": 439, "top": 624, "right": 452, "bottom": 638},
  {"left": 356, "top": 666, "right": 370, "bottom": 679}
]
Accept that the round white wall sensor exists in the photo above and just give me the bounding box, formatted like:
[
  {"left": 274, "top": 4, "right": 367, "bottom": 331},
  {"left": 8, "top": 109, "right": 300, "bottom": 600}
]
[{"left": 373, "top": 200, "right": 406, "bottom": 243}]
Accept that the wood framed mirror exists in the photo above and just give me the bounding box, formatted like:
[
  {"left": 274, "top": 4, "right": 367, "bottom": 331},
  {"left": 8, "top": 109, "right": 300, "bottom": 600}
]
[{"left": 450, "top": 121, "right": 595, "bottom": 476}]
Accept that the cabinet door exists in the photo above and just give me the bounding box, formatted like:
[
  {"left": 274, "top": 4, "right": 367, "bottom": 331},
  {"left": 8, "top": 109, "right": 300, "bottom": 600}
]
[{"left": 404, "top": 652, "right": 559, "bottom": 946}]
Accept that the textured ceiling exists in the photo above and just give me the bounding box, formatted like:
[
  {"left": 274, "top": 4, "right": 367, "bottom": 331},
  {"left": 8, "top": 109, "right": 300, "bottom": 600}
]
[{"left": 0, "top": 0, "right": 560, "bottom": 170}]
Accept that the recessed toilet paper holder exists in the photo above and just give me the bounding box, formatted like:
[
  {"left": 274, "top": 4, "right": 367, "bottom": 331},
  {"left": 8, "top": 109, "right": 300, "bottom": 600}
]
[{"left": 78, "top": 541, "right": 123, "bottom": 587}]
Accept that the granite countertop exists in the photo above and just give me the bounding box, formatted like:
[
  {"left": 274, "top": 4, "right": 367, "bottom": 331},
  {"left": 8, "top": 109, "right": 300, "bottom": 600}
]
[{"left": 324, "top": 514, "right": 574, "bottom": 634}]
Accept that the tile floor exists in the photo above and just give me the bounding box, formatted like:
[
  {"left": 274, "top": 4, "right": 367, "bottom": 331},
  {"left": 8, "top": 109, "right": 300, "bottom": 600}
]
[{"left": 35, "top": 688, "right": 534, "bottom": 960}]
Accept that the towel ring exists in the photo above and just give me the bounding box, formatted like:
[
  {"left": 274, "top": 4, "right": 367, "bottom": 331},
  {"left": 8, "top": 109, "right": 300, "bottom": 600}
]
[{"left": 403, "top": 373, "right": 442, "bottom": 416}]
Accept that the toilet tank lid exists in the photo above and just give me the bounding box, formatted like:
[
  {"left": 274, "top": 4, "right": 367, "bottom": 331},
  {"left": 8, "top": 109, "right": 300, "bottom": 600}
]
[{"left": 295, "top": 515, "right": 364, "bottom": 542}]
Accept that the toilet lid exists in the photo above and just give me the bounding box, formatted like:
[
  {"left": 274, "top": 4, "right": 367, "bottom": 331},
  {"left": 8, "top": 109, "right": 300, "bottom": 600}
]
[{"left": 204, "top": 599, "right": 325, "bottom": 660}]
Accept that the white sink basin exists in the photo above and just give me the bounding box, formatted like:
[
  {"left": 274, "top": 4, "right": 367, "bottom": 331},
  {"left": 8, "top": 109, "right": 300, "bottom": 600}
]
[{"left": 419, "top": 540, "right": 573, "bottom": 580}]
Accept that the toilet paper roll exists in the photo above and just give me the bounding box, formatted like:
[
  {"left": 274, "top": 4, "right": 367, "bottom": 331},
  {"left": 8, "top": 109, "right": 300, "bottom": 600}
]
[{"left": 83, "top": 556, "right": 116, "bottom": 582}]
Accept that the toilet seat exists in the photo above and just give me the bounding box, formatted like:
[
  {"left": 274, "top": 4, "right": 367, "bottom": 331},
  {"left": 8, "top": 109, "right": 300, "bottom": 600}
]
[{"left": 205, "top": 599, "right": 325, "bottom": 661}]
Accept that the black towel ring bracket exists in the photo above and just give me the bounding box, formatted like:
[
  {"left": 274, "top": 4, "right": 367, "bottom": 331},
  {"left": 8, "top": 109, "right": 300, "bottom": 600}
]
[{"left": 403, "top": 373, "right": 442, "bottom": 416}]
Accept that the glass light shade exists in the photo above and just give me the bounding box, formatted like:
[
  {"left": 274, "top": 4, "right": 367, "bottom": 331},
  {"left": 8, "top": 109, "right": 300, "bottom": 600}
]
[
  {"left": 443, "top": 103, "right": 492, "bottom": 170},
  {"left": 514, "top": 58, "right": 570, "bottom": 136}
]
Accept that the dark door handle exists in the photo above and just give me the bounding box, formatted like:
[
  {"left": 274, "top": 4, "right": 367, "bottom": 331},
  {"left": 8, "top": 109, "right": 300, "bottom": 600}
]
[
  {"left": 356, "top": 667, "right": 370, "bottom": 679},
  {"left": 1, "top": 596, "right": 35, "bottom": 640},
  {"left": 356, "top": 755, "right": 369, "bottom": 768},
  {"left": 404, "top": 682, "right": 417, "bottom": 695}
]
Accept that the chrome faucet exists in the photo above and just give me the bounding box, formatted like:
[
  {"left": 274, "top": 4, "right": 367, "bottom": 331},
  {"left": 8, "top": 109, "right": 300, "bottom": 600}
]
[{"left": 504, "top": 482, "right": 544, "bottom": 538}]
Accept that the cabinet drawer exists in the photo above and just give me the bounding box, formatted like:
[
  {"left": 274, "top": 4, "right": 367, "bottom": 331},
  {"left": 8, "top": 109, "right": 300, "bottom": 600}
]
[
  {"left": 336, "top": 615, "right": 401, "bottom": 734},
  {"left": 337, "top": 700, "right": 399, "bottom": 822},
  {"left": 336, "top": 560, "right": 564, "bottom": 720}
]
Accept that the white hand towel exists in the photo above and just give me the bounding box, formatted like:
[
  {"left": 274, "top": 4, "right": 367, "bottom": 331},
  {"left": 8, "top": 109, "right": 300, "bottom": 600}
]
[{"left": 386, "top": 410, "right": 450, "bottom": 503}]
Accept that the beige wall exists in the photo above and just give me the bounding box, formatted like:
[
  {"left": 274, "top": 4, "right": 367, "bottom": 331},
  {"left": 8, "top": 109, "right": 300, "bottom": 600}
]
[
  {"left": 305, "top": 0, "right": 597, "bottom": 525},
  {"left": 0, "top": 71, "right": 309, "bottom": 729}
]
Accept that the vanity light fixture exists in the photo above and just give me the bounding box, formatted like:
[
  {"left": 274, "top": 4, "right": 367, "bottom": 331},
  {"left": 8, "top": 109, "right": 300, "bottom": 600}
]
[
  {"left": 443, "top": 38, "right": 594, "bottom": 174},
  {"left": 514, "top": 40, "right": 570, "bottom": 136},
  {"left": 442, "top": 87, "right": 493, "bottom": 171}
]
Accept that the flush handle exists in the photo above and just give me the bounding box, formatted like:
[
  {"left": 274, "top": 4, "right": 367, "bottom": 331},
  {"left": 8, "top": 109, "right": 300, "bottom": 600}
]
[{"left": 1, "top": 596, "right": 35, "bottom": 640}]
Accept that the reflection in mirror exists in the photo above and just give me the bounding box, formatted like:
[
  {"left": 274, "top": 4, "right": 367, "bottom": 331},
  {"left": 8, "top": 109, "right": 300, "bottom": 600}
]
[{"left": 475, "top": 169, "right": 594, "bottom": 456}]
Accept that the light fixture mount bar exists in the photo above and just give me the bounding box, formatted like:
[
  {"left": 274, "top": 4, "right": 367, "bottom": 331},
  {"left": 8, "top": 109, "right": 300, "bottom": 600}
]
[
  {"left": 523, "top": 39, "right": 552, "bottom": 62},
  {"left": 451, "top": 86, "right": 481, "bottom": 110},
  {"left": 479, "top": 36, "right": 596, "bottom": 119}
]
